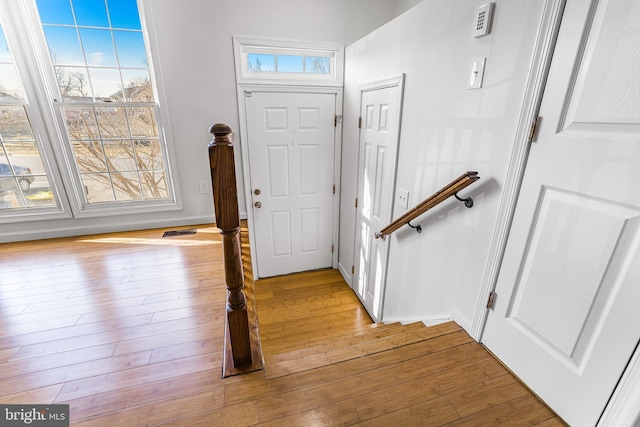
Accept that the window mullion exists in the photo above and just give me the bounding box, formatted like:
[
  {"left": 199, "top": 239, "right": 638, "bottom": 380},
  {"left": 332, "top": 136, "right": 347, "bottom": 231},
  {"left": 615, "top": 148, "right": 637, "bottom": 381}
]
[{"left": 0, "top": 0, "right": 74, "bottom": 220}]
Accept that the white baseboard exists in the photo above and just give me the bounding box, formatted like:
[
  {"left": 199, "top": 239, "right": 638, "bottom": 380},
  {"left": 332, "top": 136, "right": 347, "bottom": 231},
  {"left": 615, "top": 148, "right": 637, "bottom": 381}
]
[
  {"left": 420, "top": 317, "right": 453, "bottom": 327},
  {"left": 0, "top": 214, "right": 216, "bottom": 243},
  {"left": 450, "top": 307, "right": 474, "bottom": 335},
  {"left": 382, "top": 314, "right": 451, "bottom": 326}
]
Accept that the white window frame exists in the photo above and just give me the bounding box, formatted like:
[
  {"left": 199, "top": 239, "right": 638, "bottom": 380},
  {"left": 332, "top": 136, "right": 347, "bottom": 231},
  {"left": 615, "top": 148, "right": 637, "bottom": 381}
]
[
  {"left": 233, "top": 36, "right": 344, "bottom": 87},
  {"left": 0, "top": 0, "right": 181, "bottom": 222},
  {"left": 0, "top": 0, "right": 73, "bottom": 223}
]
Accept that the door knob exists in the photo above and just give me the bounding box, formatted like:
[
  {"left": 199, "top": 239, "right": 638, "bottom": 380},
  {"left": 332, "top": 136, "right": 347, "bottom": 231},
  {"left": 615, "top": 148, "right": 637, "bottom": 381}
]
[
  {"left": 254, "top": 189, "right": 261, "bottom": 195},
  {"left": 254, "top": 201, "right": 262, "bottom": 208}
]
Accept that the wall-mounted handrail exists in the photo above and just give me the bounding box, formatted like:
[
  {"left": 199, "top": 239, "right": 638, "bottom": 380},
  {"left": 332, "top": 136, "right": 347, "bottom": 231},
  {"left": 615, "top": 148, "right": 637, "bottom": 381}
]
[{"left": 374, "top": 171, "right": 480, "bottom": 239}]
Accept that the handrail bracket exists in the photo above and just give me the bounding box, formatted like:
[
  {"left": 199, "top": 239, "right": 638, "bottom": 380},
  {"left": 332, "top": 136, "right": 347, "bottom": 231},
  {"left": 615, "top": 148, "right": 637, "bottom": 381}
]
[
  {"left": 373, "top": 171, "right": 481, "bottom": 239},
  {"left": 454, "top": 192, "right": 474, "bottom": 208},
  {"left": 406, "top": 221, "right": 422, "bottom": 233}
]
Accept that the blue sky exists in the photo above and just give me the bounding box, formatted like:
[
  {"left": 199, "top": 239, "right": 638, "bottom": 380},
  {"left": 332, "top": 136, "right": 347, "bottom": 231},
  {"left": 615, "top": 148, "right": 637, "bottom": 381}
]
[
  {"left": 0, "top": 27, "right": 11, "bottom": 63},
  {"left": 248, "top": 53, "right": 330, "bottom": 74},
  {"left": 37, "top": 0, "right": 141, "bottom": 30},
  {"left": 36, "top": 0, "right": 148, "bottom": 97},
  {"left": 0, "top": 24, "right": 25, "bottom": 99}
]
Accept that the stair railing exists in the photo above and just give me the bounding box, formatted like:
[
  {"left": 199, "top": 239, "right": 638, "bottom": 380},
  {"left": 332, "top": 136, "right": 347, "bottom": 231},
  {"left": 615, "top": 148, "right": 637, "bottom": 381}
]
[
  {"left": 208, "top": 123, "right": 252, "bottom": 369},
  {"left": 374, "top": 171, "right": 480, "bottom": 239}
]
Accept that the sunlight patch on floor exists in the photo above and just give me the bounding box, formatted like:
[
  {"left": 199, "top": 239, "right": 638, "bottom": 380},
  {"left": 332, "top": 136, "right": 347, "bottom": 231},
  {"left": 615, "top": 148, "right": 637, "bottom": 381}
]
[{"left": 76, "top": 237, "right": 220, "bottom": 247}]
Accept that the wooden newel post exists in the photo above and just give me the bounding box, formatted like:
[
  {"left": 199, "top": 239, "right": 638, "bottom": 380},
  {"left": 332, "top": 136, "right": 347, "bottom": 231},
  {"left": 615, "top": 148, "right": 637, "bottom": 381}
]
[{"left": 208, "top": 123, "right": 252, "bottom": 366}]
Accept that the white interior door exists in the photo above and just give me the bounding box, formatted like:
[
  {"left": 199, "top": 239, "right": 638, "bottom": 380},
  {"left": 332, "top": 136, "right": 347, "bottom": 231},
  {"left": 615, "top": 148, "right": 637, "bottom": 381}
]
[
  {"left": 245, "top": 91, "right": 336, "bottom": 278},
  {"left": 353, "top": 76, "right": 404, "bottom": 321},
  {"left": 483, "top": 1, "right": 640, "bottom": 425}
]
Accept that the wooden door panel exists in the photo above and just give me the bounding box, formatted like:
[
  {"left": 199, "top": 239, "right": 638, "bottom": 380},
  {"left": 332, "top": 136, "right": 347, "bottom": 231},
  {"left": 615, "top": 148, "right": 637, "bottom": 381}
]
[
  {"left": 567, "top": 0, "right": 640, "bottom": 127},
  {"left": 266, "top": 145, "right": 289, "bottom": 198},
  {"left": 297, "top": 107, "right": 320, "bottom": 130},
  {"left": 300, "top": 208, "right": 320, "bottom": 253},
  {"left": 483, "top": 0, "right": 640, "bottom": 424},
  {"left": 507, "top": 187, "right": 640, "bottom": 362},
  {"left": 299, "top": 145, "right": 319, "bottom": 195},
  {"left": 353, "top": 76, "right": 404, "bottom": 321},
  {"left": 264, "top": 107, "right": 288, "bottom": 131},
  {"left": 246, "top": 91, "right": 335, "bottom": 278},
  {"left": 270, "top": 210, "right": 292, "bottom": 257}
]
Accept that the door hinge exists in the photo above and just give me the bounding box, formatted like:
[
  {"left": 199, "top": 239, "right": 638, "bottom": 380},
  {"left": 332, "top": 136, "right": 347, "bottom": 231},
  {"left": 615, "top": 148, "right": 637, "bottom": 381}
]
[
  {"left": 351, "top": 265, "right": 355, "bottom": 274},
  {"left": 358, "top": 117, "right": 362, "bottom": 129},
  {"left": 528, "top": 115, "right": 541, "bottom": 143},
  {"left": 355, "top": 198, "right": 358, "bottom": 208},
  {"left": 333, "top": 184, "right": 336, "bottom": 194},
  {"left": 334, "top": 115, "right": 342, "bottom": 127},
  {"left": 486, "top": 290, "right": 497, "bottom": 309},
  {"left": 331, "top": 244, "right": 335, "bottom": 253}
]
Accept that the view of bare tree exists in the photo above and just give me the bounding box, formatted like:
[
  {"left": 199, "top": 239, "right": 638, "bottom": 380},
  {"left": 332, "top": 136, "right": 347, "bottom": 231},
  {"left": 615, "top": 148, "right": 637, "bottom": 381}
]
[
  {"left": 308, "top": 56, "right": 329, "bottom": 74},
  {"left": 248, "top": 56, "right": 263, "bottom": 71},
  {"left": 59, "top": 70, "right": 167, "bottom": 202},
  {"left": 56, "top": 68, "right": 90, "bottom": 99}
]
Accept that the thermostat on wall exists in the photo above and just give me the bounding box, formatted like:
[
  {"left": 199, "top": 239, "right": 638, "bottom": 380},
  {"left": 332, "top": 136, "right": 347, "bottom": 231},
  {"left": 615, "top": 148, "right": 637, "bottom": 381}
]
[{"left": 473, "top": 2, "right": 495, "bottom": 38}]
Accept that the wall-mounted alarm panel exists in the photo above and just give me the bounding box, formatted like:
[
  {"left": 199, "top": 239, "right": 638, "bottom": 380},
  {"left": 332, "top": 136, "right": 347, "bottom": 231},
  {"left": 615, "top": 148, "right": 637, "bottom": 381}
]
[{"left": 473, "top": 2, "right": 495, "bottom": 38}]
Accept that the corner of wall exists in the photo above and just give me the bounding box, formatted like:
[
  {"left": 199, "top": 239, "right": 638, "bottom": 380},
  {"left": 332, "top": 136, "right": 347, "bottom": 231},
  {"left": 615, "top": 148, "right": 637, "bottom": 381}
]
[
  {"left": 338, "top": 262, "right": 353, "bottom": 287},
  {"left": 449, "top": 306, "right": 473, "bottom": 337}
]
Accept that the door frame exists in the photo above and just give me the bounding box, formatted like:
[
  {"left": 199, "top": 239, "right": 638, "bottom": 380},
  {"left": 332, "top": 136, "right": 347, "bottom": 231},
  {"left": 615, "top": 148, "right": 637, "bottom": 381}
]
[
  {"left": 236, "top": 84, "right": 343, "bottom": 278},
  {"left": 351, "top": 74, "right": 405, "bottom": 322},
  {"left": 471, "top": 0, "right": 640, "bottom": 423},
  {"left": 470, "top": 0, "right": 566, "bottom": 341}
]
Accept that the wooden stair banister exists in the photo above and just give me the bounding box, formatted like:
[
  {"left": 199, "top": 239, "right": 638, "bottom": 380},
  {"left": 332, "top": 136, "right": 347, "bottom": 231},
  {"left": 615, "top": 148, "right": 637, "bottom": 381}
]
[
  {"left": 375, "top": 171, "right": 480, "bottom": 239},
  {"left": 208, "top": 123, "right": 256, "bottom": 373}
]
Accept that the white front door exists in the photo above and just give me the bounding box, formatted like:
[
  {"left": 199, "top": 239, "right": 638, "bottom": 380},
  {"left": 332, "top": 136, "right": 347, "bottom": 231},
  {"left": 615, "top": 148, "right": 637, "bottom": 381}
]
[
  {"left": 245, "top": 91, "right": 336, "bottom": 278},
  {"left": 353, "top": 76, "right": 404, "bottom": 321},
  {"left": 483, "top": 1, "right": 640, "bottom": 425}
]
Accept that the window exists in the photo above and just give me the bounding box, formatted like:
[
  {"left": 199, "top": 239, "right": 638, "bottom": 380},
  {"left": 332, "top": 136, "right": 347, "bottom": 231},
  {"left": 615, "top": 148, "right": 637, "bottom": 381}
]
[
  {"left": 247, "top": 52, "right": 331, "bottom": 75},
  {"left": 0, "top": 21, "right": 59, "bottom": 211},
  {"left": 36, "top": 0, "right": 170, "bottom": 205},
  {"left": 0, "top": 0, "right": 176, "bottom": 221},
  {"left": 233, "top": 37, "right": 343, "bottom": 86}
]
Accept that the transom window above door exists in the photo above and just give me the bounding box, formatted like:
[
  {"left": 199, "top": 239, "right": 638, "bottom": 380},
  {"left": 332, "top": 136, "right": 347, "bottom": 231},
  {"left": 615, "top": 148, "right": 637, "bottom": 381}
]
[
  {"left": 247, "top": 50, "right": 331, "bottom": 75},
  {"left": 233, "top": 37, "right": 343, "bottom": 87}
]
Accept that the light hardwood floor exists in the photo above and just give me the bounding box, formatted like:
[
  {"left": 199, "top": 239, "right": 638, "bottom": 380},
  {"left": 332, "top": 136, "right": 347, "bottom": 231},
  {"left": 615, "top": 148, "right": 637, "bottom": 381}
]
[{"left": 0, "top": 224, "right": 567, "bottom": 426}]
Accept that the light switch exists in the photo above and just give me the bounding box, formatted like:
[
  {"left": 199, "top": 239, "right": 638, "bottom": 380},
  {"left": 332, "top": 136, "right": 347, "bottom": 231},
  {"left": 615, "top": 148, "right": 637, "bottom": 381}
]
[
  {"left": 396, "top": 188, "right": 409, "bottom": 209},
  {"left": 468, "top": 57, "right": 486, "bottom": 90},
  {"left": 198, "top": 180, "right": 209, "bottom": 194}
]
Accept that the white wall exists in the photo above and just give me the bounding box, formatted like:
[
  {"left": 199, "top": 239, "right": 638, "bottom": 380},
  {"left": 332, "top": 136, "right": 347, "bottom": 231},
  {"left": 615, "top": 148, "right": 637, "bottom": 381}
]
[
  {"left": 339, "top": 0, "right": 546, "bottom": 329},
  {"left": 0, "top": 0, "right": 406, "bottom": 242},
  {"left": 144, "top": 0, "right": 404, "bottom": 218},
  {"left": 392, "top": 0, "right": 424, "bottom": 16}
]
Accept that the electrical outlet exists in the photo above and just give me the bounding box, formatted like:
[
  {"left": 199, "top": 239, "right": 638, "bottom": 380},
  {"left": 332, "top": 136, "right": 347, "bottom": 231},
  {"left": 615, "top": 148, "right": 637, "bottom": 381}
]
[
  {"left": 198, "top": 180, "right": 209, "bottom": 194},
  {"left": 396, "top": 188, "right": 409, "bottom": 209}
]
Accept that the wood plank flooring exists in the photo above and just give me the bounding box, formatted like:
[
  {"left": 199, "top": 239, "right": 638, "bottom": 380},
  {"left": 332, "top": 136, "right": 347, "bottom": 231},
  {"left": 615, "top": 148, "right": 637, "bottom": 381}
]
[{"left": 0, "top": 224, "right": 567, "bottom": 425}]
